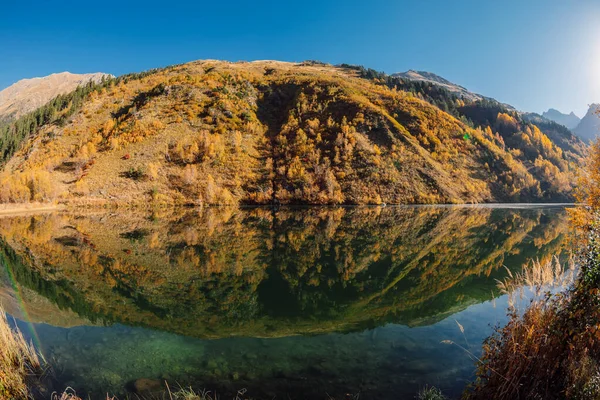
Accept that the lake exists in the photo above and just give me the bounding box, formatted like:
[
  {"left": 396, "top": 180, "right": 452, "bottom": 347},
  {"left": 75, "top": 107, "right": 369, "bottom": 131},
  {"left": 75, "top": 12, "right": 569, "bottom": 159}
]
[{"left": 0, "top": 205, "right": 574, "bottom": 399}]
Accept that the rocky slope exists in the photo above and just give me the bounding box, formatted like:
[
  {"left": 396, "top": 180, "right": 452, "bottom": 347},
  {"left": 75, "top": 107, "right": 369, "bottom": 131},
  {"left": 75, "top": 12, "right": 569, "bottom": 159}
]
[
  {"left": 0, "top": 71, "right": 109, "bottom": 122},
  {"left": 393, "top": 70, "right": 483, "bottom": 102},
  {"left": 0, "top": 60, "right": 586, "bottom": 206}
]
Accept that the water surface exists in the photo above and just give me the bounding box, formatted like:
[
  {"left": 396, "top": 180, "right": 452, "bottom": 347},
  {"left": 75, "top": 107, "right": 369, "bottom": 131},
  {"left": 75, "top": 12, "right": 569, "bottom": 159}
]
[{"left": 0, "top": 205, "right": 574, "bottom": 399}]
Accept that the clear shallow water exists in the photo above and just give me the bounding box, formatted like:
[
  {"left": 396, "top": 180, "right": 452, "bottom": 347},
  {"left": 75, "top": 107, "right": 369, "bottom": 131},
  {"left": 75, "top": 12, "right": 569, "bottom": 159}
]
[{"left": 0, "top": 205, "right": 574, "bottom": 399}]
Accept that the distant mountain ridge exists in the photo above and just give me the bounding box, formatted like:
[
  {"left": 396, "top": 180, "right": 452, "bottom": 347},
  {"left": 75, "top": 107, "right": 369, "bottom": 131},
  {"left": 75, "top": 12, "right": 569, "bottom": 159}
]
[
  {"left": 391, "top": 68, "right": 594, "bottom": 145},
  {"left": 542, "top": 108, "right": 581, "bottom": 130},
  {"left": 0, "top": 71, "right": 110, "bottom": 122},
  {"left": 573, "top": 104, "right": 600, "bottom": 143}
]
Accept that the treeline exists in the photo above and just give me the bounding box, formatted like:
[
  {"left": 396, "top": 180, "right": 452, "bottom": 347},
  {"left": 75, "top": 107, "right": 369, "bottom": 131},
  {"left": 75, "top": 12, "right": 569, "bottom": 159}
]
[{"left": 0, "top": 78, "right": 110, "bottom": 163}]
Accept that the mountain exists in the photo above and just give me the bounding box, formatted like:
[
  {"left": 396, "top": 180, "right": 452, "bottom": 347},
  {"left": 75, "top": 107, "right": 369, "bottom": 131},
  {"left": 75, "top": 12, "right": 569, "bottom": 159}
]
[
  {"left": 0, "top": 60, "right": 586, "bottom": 206},
  {"left": 390, "top": 69, "right": 587, "bottom": 153},
  {"left": 573, "top": 104, "right": 600, "bottom": 143},
  {"left": 542, "top": 108, "right": 581, "bottom": 130},
  {"left": 0, "top": 71, "right": 109, "bottom": 122},
  {"left": 392, "top": 70, "right": 483, "bottom": 102}
]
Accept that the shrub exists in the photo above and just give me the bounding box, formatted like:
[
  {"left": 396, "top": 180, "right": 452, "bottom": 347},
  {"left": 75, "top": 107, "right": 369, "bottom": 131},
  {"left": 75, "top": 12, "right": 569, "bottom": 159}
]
[
  {"left": 147, "top": 162, "right": 160, "bottom": 181},
  {"left": 122, "top": 166, "right": 146, "bottom": 181},
  {"left": 181, "top": 165, "right": 198, "bottom": 185}
]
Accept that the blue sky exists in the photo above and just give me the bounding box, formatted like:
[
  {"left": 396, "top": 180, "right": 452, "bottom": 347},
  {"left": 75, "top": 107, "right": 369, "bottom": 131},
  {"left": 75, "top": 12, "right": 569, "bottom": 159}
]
[{"left": 2, "top": 0, "right": 600, "bottom": 116}]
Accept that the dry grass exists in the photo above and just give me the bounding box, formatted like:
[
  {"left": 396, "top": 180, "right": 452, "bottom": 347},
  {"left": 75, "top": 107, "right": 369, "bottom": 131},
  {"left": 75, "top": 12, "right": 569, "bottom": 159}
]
[
  {"left": 463, "top": 255, "right": 579, "bottom": 399},
  {"left": 416, "top": 386, "right": 446, "bottom": 400},
  {"left": 496, "top": 255, "right": 576, "bottom": 308},
  {"left": 47, "top": 386, "right": 236, "bottom": 400},
  {"left": 0, "top": 308, "right": 46, "bottom": 399},
  {"left": 166, "top": 387, "right": 217, "bottom": 400},
  {"left": 51, "top": 388, "right": 83, "bottom": 400},
  {"left": 51, "top": 388, "right": 119, "bottom": 400},
  {"left": 466, "top": 299, "right": 563, "bottom": 399},
  {"left": 465, "top": 228, "right": 600, "bottom": 399},
  {"left": 147, "top": 385, "right": 249, "bottom": 400}
]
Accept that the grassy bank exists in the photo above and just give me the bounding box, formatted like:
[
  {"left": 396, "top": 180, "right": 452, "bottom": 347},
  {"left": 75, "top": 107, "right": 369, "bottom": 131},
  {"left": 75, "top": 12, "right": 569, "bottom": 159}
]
[
  {"left": 0, "top": 310, "right": 47, "bottom": 399},
  {"left": 463, "top": 227, "right": 600, "bottom": 399},
  {"left": 464, "top": 141, "right": 600, "bottom": 399}
]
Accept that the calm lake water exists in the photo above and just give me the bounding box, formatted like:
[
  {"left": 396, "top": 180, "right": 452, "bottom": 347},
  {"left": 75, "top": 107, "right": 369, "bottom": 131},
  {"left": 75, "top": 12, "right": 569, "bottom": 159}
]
[{"left": 0, "top": 205, "right": 574, "bottom": 399}]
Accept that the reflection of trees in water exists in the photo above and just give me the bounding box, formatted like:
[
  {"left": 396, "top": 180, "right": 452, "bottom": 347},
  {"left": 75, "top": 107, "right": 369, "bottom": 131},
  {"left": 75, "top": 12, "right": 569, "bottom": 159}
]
[{"left": 0, "top": 206, "right": 572, "bottom": 338}]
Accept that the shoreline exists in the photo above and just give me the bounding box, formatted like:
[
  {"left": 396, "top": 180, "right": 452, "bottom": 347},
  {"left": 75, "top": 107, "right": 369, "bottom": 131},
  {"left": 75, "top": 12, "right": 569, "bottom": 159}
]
[
  {"left": 0, "top": 201, "right": 580, "bottom": 215},
  {"left": 0, "top": 203, "right": 63, "bottom": 216}
]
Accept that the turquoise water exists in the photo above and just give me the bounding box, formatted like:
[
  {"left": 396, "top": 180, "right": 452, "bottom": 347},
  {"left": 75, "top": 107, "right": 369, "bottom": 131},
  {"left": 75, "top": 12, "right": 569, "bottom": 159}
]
[{"left": 0, "top": 205, "right": 574, "bottom": 399}]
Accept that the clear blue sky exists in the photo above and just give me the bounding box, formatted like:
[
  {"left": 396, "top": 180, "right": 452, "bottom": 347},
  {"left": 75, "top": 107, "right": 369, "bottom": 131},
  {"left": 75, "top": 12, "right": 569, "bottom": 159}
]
[{"left": 2, "top": 0, "right": 600, "bottom": 116}]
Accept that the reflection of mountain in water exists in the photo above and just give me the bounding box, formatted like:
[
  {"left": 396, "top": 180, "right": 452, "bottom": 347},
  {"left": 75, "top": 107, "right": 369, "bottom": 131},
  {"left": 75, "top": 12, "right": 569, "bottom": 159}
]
[{"left": 0, "top": 206, "right": 572, "bottom": 338}]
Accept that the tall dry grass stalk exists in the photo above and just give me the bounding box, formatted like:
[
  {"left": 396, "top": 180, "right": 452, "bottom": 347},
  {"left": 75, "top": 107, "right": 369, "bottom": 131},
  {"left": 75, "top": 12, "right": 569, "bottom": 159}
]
[
  {"left": 0, "top": 308, "right": 46, "bottom": 399},
  {"left": 496, "top": 255, "right": 576, "bottom": 308},
  {"left": 465, "top": 251, "right": 600, "bottom": 399},
  {"left": 51, "top": 388, "right": 82, "bottom": 400}
]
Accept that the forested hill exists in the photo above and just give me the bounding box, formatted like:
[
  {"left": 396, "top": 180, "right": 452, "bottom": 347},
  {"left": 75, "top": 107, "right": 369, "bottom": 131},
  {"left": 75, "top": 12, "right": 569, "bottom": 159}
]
[
  {"left": 0, "top": 60, "right": 587, "bottom": 206},
  {"left": 346, "top": 64, "right": 586, "bottom": 159}
]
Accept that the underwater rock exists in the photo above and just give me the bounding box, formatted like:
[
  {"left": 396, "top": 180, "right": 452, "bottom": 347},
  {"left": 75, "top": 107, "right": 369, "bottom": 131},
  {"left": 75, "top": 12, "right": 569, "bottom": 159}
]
[{"left": 132, "top": 378, "right": 163, "bottom": 395}]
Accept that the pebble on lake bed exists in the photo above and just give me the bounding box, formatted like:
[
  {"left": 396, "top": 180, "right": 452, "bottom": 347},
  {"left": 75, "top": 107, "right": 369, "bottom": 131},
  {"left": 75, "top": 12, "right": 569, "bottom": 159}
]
[{"left": 132, "top": 378, "right": 163, "bottom": 395}]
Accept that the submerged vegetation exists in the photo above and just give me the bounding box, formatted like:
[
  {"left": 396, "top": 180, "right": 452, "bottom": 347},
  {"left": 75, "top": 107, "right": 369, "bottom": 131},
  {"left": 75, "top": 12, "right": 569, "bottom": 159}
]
[{"left": 0, "top": 310, "right": 247, "bottom": 400}]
